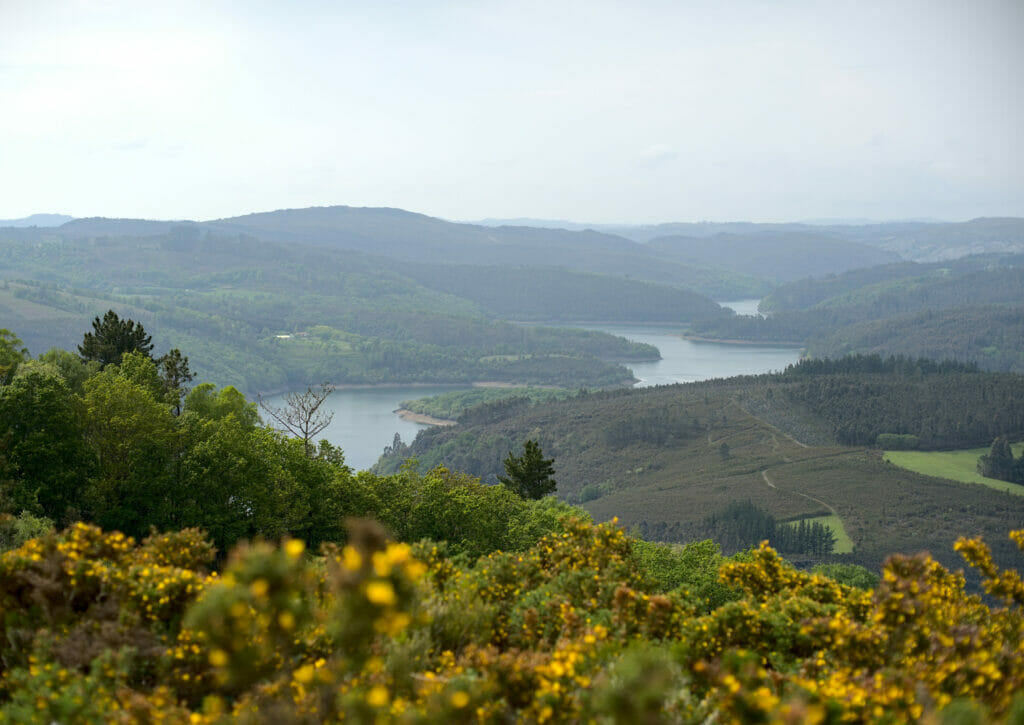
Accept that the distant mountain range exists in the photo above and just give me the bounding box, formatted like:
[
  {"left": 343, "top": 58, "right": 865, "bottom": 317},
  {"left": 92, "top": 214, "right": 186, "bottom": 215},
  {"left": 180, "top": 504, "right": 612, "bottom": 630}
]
[
  {"left": 3, "top": 205, "right": 1022, "bottom": 293},
  {"left": 0, "top": 213, "right": 75, "bottom": 227},
  {"left": 12, "top": 205, "right": 899, "bottom": 291}
]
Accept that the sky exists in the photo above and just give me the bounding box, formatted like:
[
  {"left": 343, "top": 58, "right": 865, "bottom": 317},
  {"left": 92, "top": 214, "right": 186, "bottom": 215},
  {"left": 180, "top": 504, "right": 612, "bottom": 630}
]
[{"left": 1, "top": 0, "right": 1022, "bottom": 224}]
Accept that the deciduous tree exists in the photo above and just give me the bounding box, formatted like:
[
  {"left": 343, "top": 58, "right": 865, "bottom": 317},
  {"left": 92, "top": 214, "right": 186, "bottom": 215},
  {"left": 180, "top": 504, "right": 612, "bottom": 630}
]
[{"left": 258, "top": 382, "right": 336, "bottom": 457}]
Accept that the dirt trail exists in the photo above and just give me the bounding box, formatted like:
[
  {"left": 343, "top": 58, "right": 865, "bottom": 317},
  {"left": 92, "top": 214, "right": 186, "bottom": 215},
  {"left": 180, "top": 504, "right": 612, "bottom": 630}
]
[{"left": 760, "top": 469, "right": 837, "bottom": 516}]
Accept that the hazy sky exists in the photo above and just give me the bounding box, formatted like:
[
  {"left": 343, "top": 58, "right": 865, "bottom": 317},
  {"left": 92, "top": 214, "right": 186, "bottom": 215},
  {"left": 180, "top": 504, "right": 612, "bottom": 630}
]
[{"left": 2, "top": 0, "right": 1022, "bottom": 223}]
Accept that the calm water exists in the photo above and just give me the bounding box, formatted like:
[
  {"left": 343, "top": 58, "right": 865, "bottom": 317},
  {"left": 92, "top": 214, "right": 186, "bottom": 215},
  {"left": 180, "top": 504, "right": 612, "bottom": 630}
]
[
  {"left": 259, "top": 385, "right": 466, "bottom": 471},
  {"left": 266, "top": 300, "right": 799, "bottom": 470}
]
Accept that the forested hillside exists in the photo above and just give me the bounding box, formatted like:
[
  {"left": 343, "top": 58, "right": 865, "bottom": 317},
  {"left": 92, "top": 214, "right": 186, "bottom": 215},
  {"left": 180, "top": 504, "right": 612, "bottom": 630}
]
[
  {"left": 0, "top": 229, "right": 676, "bottom": 392},
  {"left": 24, "top": 208, "right": 771, "bottom": 299},
  {"left": 689, "top": 255, "right": 1024, "bottom": 372},
  {"left": 807, "top": 306, "right": 1024, "bottom": 372}
]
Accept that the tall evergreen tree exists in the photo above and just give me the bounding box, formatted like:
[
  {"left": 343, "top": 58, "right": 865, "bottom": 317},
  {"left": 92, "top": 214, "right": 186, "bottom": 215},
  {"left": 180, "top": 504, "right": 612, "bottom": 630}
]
[
  {"left": 158, "top": 348, "right": 194, "bottom": 414},
  {"left": 78, "top": 310, "right": 154, "bottom": 366},
  {"left": 978, "top": 436, "right": 1015, "bottom": 482},
  {"left": 498, "top": 440, "right": 556, "bottom": 500}
]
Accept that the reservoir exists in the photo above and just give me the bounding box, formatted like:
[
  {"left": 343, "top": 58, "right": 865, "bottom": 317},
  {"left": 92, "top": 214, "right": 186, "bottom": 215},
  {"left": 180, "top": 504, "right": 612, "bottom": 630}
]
[{"left": 264, "top": 300, "right": 800, "bottom": 470}]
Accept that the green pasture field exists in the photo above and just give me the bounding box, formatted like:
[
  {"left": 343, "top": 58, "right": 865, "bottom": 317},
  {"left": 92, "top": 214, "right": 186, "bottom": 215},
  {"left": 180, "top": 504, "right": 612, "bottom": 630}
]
[{"left": 884, "top": 443, "right": 1024, "bottom": 496}]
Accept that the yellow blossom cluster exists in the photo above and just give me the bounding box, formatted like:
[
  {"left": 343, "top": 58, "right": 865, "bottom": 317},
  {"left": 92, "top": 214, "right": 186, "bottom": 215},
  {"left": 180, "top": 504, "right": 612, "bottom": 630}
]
[{"left": 2, "top": 519, "right": 1024, "bottom": 722}]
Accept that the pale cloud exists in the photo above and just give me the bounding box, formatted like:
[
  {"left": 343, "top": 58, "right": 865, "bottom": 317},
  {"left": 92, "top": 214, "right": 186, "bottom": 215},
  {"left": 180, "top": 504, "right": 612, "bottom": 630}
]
[{"left": 0, "top": 0, "right": 1021, "bottom": 223}]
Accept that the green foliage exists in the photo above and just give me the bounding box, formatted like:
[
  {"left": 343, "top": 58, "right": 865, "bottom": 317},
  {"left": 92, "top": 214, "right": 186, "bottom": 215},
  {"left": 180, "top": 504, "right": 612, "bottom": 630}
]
[
  {"left": 3, "top": 334, "right": 584, "bottom": 558},
  {"left": 777, "top": 355, "right": 1024, "bottom": 448},
  {"left": 157, "top": 348, "right": 193, "bottom": 414},
  {"left": 812, "top": 562, "right": 880, "bottom": 590},
  {"left": 345, "top": 466, "right": 580, "bottom": 559},
  {"left": 498, "top": 440, "right": 557, "bottom": 500},
  {"left": 36, "top": 348, "right": 99, "bottom": 395},
  {"left": 0, "top": 367, "right": 95, "bottom": 524},
  {"left": 183, "top": 383, "right": 258, "bottom": 427},
  {"left": 0, "top": 511, "right": 55, "bottom": 552},
  {"left": 80, "top": 365, "right": 177, "bottom": 536},
  {"left": 630, "top": 538, "right": 738, "bottom": 610}
]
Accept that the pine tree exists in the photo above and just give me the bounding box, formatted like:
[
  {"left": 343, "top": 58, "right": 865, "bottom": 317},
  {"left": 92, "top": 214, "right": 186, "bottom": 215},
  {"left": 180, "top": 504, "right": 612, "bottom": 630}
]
[
  {"left": 978, "top": 437, "right": 1015, "bottom": 482},
  {"left": 78, "top": 310, "right": 154, "bottom": 367},
  {"left": 498, "top": 440, "right": 556, "bottom": 500}
]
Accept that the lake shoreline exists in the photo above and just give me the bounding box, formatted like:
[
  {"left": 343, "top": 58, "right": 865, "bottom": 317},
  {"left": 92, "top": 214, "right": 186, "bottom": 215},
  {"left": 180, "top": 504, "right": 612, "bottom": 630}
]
[
  {"left": 678, "top": 334, "right": 805, "bottom": 347},
  {"left": 395, "top": 409, "right": 458, "bottom": 426},
  {"left": 259, "top": 378, "right": 635, "bottom": 397}
]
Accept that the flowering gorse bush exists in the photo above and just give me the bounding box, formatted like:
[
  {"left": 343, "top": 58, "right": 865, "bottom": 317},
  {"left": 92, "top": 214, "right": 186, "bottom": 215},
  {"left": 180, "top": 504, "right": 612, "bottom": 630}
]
[{"left": 1, "top": 520, "right": 1023, "bottom": 722}]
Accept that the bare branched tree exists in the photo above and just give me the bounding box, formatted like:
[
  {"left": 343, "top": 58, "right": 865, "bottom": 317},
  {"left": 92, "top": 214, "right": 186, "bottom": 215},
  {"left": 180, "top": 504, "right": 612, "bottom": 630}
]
[{"left": 258, "top": 382, "right": 336, "bottom": 457}]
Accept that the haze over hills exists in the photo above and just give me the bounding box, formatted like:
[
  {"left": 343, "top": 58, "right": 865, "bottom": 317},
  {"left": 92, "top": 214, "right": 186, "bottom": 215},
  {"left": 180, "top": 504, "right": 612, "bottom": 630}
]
[
  {"left": 474, "top": 216, "right": 1024, "bottom": 263},
  {"left": 5, "top": 205, "right": 1024, "bottom": 388}
]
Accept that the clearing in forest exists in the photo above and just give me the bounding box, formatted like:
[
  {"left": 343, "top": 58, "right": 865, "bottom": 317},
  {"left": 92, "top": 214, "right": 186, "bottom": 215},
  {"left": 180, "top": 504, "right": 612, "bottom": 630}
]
[{"left": 884, "top": 443, "right": 1024, "bottom": 497}]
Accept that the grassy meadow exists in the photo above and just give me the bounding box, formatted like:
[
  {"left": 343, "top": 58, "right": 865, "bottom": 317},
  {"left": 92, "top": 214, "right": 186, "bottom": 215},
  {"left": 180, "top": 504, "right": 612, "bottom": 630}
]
[{"left": 885, "top": 442, "right": 1024, "bottom": 496}]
